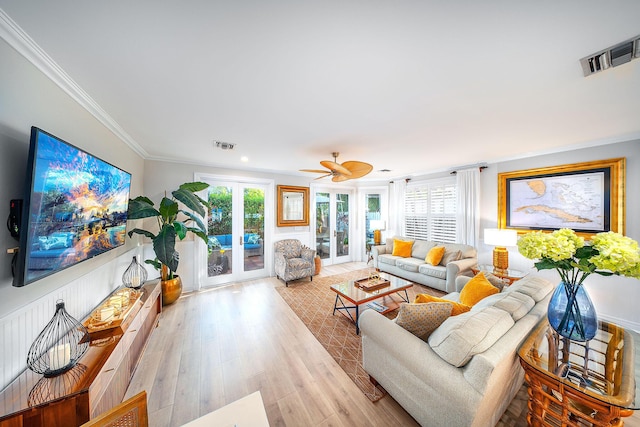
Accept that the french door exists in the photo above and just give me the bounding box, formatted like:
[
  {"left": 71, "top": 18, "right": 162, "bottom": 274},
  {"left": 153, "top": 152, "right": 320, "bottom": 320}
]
[
  {"left": 314, "top": 188, "right": 353, "bottom": 266},
  {"left": 199, "top": 176, "right": 272, "bottom": 287}
]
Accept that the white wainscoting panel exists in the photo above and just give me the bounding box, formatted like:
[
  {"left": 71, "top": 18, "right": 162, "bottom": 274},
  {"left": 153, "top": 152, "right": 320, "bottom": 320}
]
[{"left": 0, "top": 248, "right": 142, "bottom": 391}]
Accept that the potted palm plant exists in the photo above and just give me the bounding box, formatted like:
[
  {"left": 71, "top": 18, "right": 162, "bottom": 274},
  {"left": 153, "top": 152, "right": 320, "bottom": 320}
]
[{"left": 127, "top": 182, "right": 210, "bottom": 305}]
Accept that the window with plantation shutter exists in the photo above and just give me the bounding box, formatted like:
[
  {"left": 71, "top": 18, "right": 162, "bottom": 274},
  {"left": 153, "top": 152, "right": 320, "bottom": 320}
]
[{"left": 404, "top": 179, "right": 457, "bottom": 243}]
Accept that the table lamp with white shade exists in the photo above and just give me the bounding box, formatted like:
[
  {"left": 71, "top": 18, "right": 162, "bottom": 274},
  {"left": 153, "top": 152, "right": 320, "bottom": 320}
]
[
  {"left": 484, "top": 228, "right": 518, "bottom": 272},
  {"left": 370, "top": 220, "right": 386, "bottom": 245}
]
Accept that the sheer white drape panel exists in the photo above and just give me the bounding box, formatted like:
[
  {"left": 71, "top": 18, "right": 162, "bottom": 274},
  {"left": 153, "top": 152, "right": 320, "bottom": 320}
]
[
  {"left": 456, "top": 168, "right": 480, "bottom": 246},
  {"left": 355, "top": 191, "right": 367, "bottom": 262},
  {"left": 388, "top": 180, "right": 406, "bottom": 238}
]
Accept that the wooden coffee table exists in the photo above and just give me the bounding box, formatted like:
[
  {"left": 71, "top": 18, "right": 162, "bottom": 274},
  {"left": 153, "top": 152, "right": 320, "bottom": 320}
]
[{"left": 330, "top": 272, "right": 412, "bottom": 334}]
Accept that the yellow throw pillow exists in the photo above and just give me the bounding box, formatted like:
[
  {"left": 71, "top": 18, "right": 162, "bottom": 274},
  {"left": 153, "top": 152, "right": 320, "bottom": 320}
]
[
  {"left": 392, "top": 239, "right": 414, "bottom": 257},
  {"left": 414, "top": 293, "right": 471, "bottom": 316},
  {"left": 425, "top": 246, "right": 445, "bottom": 265},
  {"left": 395, "top": 302, "right": 453, "bottom": 341},
  {"left": 459, "top": 272, "right": 500, "bottom": 306}
]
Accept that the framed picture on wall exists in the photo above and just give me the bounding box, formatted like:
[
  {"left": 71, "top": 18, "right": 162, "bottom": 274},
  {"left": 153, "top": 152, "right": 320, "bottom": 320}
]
[
  {"left": 498, "top": 158, "right": 625, "bottom": 237},
  {"left": 277, "top": 185, "right": 309, "bottom": 227}
]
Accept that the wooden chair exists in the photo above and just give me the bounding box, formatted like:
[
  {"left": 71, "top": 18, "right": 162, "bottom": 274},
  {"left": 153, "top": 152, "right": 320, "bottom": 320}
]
[{"left": 81, "top": 391, "right": 148, "bottom": 427}]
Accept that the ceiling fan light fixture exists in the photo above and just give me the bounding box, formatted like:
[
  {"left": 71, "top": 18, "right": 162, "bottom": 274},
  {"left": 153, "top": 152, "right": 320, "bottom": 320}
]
[{"left": 300, "top": 152, "right": 372, "bottom": 181}]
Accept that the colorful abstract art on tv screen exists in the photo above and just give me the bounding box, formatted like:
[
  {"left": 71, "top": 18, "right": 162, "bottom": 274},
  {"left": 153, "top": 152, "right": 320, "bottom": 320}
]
[{"left": 13, "top": 127, "right": 132, "bottom": 287}]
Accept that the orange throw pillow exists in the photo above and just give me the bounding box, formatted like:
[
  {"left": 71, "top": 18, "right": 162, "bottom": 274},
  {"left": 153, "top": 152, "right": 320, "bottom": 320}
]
[
  {"left": 459, "top": 272, "right": 500, "bottom": 306},
  {"left": 425, "top": 246, "right": 445, "bottom": 265},
  {"left": 392, "top": 239, "right": 414, "bottom": 257},
  {"left": 414, "top": 293, "right": 471, "bottom": 316}
]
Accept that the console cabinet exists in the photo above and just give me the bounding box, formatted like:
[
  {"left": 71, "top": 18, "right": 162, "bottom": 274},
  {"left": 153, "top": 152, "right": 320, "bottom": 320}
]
[{"left": 0, "top": 280, "right": 161, "bottom": 427}]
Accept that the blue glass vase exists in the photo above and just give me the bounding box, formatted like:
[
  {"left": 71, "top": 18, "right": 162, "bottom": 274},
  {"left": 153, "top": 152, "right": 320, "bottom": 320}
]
[{"left": 547, "top": 282, "right": 597, "bottom": 342}]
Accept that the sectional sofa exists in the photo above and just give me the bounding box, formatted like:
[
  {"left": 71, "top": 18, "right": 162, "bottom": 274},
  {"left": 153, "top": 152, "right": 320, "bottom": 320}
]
[{"left": 360, "top": 274, "right": 554, "bottom": 427}]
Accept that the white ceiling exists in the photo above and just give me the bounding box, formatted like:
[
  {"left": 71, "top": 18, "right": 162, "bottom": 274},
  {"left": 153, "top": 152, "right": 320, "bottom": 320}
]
[{"left": 1, "top": 1, "right": 639, "bottom": 181}]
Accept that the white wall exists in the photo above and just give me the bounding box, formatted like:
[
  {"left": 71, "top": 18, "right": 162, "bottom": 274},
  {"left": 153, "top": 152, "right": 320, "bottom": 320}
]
[
  {"left": 479, "top": 140, "right": 640, "bottom": 330},
  {"left": 148, "top": 141, "right": 640, "bottom": 331},
  {"left": 0, "top": 39, "right": 145, "bottom": 389},
  {"left": 408, "top": 141, "right": 640, "bottom": 330},
  {"left": 142, "top": 160, "right": 352, "bottom": 290},
  {"left": 2, "top": 25, "right": 639, "bottom": 393},
  {"left": 143, "top": 159, "right": 328, "bottom": 240}
]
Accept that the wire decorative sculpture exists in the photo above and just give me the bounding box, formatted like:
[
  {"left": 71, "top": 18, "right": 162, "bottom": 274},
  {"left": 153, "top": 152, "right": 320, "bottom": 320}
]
[
  {"left": 122, "top": 256, "right": 148, "bottom": 289},
  {"left": 26, "top": 300, "right": 90, "bottom": 377}
]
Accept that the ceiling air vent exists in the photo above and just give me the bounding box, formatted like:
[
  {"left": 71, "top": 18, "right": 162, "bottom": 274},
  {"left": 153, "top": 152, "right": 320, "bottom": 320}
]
[
  {"left": 214, "top": 140, "right": 235, "bottom": 150},
  {"left": 580, "top": 35, "right": 640, "bottom": 76}
]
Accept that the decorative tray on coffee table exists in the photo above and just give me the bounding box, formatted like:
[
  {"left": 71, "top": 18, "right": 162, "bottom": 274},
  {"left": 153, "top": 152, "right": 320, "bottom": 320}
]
[{"left": 355, "top": 276, "right": 390, "bottom": 292}]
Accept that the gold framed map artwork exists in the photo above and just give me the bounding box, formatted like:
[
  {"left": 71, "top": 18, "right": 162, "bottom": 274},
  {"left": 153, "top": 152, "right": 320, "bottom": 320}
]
[{"left": 498, "top": 158, "right": 625, "bottom": 237}]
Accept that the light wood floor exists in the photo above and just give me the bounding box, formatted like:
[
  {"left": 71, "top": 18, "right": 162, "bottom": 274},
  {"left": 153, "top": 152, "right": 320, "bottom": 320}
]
[{"left": 124, "top": 262, "right": 640, "bottom": 426}]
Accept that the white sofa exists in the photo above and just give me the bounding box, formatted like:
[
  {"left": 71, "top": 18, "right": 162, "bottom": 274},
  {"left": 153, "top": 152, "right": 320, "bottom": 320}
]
[
  {"left": 360, "top": 275, "right": 554, "bottom": 427},
  {"left": 372, "top": 237, "right": 478, "bottom": 293}
]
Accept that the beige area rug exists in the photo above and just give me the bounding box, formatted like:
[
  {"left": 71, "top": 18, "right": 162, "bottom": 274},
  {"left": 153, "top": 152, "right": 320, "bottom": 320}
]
[{"left": 275, "top": 269, "right": 445, "bottom": 402}]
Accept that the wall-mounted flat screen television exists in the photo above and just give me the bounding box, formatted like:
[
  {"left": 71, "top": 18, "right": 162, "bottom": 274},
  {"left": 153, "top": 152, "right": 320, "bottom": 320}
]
[{"left": 13, "top": 127, "right": 132, "bottom": 287}]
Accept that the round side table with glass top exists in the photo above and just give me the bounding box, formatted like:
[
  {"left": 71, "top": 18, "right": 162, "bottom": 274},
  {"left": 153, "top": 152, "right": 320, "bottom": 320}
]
[
  {"left": 518, "top": 319, "right": 638, "bottom": 426},
  {"left": 471, "top": 264, "right": 527, "bottom": 285}
]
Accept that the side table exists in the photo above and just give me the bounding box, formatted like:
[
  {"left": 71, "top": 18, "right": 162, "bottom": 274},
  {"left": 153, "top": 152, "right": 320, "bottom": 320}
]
[
  {"left": 471, "top": 264, "right": 527, "bottom": 285},
  {"left": 366, "top": 239, "right": 375, "bottom": 265},
  {"left": 518, "top": 319, "right": 638, "bottom": 426}
]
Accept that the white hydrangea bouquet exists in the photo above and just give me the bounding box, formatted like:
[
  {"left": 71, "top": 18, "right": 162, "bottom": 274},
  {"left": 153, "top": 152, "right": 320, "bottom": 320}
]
[{"left": 517, "top": 228, "right": 640, "bottom": 341}]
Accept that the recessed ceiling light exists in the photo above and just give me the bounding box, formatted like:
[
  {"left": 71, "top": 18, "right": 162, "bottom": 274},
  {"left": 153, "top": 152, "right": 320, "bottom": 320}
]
[
  {"left": 241, "top": 156, "right": 248, "bottom": 162},
  {"left": 379, "top": 169, "right": 392, "bottom": 172}
]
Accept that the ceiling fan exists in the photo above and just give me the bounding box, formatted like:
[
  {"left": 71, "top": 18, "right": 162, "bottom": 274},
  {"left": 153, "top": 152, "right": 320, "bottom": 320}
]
[{"left": 300, "top": 152, "right": 373, "bottom": 182}]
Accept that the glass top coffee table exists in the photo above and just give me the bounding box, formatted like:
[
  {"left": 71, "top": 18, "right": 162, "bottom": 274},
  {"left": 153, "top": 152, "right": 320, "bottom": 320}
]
[{"left": 330, "top": 271, "right": 412, "bottom": 334}]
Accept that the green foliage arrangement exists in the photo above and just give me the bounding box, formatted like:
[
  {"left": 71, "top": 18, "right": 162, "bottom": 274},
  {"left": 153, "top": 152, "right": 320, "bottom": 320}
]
[
  {"left": 127, "top": 182, "right": 210, "bottom": 279},
  {"left": 207, "top": 187, "right": 264, "bottom": 235}
]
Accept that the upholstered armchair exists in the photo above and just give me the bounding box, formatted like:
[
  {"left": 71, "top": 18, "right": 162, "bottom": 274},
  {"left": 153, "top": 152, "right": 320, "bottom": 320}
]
[{"left": 274, "top": 239, "right": 316, "bottom": 286}]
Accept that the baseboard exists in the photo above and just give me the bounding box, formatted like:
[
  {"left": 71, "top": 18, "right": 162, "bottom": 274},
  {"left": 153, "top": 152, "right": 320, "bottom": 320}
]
[{"left": 598, "top": 313, "right": 640, "bottom": 333}]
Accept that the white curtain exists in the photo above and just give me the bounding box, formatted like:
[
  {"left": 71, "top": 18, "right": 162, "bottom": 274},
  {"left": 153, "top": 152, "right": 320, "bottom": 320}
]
[
  {"left": 388, "top": 180, "right": 406, "bottom": 239},
  {"left": 456, "top": 168, "right": 480, "bottom": 247}
]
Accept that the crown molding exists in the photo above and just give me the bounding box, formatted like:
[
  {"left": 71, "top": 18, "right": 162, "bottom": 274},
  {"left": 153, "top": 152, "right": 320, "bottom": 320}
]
[{"left": 0, "top": 8, "right": 148, "bottom": 158}]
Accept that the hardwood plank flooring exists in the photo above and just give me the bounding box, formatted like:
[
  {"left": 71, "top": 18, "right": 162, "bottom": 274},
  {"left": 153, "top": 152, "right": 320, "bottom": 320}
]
[{"left": 125, "top": 262, "right": 639, "bottom": 426}]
